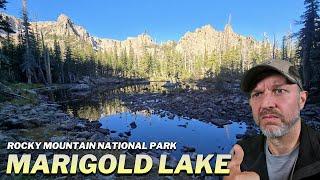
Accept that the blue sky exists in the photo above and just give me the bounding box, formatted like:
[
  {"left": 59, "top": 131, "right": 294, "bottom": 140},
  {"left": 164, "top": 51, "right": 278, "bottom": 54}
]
[{"left": 5, "top": 0, "right": 305, "bottom": 43}]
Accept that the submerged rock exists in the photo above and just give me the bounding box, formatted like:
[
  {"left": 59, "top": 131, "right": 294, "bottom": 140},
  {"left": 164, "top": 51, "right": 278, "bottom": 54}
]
[
  {"left": 182, "top": 146, "right": 196, "bottom": 153},
  {"left": 167, "top": 113, "right": 175, "bottom": 119},
  {"left": 208, "top": 118, "right": 232, "bottom": 127},
  {"left": 129, "top": 122, "right": 137, "bottom": 129},
  {"left": 177, "top": 124, "right": 187, "bottom": 128},
  {"left": 124, "top": 131, "right": 131, "bottom": 136}
]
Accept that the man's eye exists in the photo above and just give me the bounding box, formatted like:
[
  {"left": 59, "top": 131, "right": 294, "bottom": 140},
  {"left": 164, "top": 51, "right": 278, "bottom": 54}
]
[
  {"left": 274, "top": 89, "right": 286, "bottom": 94},
  {"left": 251, "top": 92, "right": 262, "bottom": 98}
]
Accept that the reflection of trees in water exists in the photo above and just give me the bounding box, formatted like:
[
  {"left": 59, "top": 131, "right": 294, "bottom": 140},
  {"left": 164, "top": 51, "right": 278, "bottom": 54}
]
[
  {"left": 71, "top": 99, "right": 128, "bottom": 121},
  {"left": 56, "top": 82, "right": 192, "bottom": 121},
  {"left": 115, "top": 83, "right": 164, "bottom": 94},
  {"left": 76, "top": 106, "right": 101, "bottom": 121},
  {"left": 224, "top": 125, "right": 230, "bottom": 140},
  {"left": 102, "top": 99, "right": 127, "bottom": 117},
  {"left": 47, "top": 89, "right": 69, "bottom": 102}
]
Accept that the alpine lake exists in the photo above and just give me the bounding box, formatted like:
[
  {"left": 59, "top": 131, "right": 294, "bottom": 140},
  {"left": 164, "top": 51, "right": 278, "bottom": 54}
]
[{"left": 46, "top": 81, "right": 248, "bottom": 159}]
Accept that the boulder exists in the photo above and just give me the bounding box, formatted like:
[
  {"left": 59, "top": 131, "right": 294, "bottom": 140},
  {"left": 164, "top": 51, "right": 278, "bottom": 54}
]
[
  {"left": 1, "top": 117, "right": 40, "bottom": 129},
  {"left": 69, "top": 84, "right": 90, "bottom": 91},
  {"left": 96, "top": 128, "right": 109, "bottom": 135},
  {"left": 124, "top": 131, "right": 131, "bottom": 136},
  {"left": 76, "top": 131, "right": 93, "bottom": 139},
  {"left": 90, "top": 133, "right": 106, "bottom": 141},
  {"left": 75, "top": 123, "right": 86, "bottom": 130},
  {"left": 50, "top": 136, "right": 68, "bottom": 142},
  {"left": 57, "top": 124, "right": 75, "bottom": 131}
]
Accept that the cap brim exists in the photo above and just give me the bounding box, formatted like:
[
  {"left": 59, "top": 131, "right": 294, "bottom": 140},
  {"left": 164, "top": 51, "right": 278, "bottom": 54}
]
[{"left": 240, "top": 64, "right": 295, "bottom": 93}]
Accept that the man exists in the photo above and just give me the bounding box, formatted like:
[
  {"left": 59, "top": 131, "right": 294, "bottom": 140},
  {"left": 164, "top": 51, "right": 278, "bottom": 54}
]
[{"left": 224, "top": 59, "right": 320, "bottom": 180}]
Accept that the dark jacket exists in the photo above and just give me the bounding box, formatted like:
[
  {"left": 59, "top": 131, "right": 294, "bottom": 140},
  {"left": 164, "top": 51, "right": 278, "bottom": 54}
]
[{"left": 237, "top": 122, "right": 320, "bottom": 180}]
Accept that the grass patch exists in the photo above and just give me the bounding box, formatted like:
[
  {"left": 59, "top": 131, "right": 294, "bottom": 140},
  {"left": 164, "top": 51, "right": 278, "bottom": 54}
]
[
  {"left": 9, "top": 92, "right": 38, "bottom": 105},
  {"left": 0, "top": 83, "right": 44, "bottom": 105},
  {"left": 8, "top": 83, "right": 44, "bottom": 90}
]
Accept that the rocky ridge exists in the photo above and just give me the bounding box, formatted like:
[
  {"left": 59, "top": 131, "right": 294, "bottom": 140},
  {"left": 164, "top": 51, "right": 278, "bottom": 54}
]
[{"left": 2, "top": 13, "right": 273, "bottom": 62}]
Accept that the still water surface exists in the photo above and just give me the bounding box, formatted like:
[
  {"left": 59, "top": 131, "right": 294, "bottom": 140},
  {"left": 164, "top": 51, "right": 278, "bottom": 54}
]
[{"left": 49, "top": 82, "right": 247, "bottom": 158}]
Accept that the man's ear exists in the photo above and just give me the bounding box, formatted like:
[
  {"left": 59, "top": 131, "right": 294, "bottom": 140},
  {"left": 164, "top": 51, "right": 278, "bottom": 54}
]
[{"left": 299, "top": 90, "right": 308, "bottom": 110}]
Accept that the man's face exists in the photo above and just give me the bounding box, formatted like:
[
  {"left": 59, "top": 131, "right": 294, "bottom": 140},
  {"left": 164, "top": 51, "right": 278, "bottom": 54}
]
[{"left": 249, "top": 74, "right": 307, "bottom": 138}]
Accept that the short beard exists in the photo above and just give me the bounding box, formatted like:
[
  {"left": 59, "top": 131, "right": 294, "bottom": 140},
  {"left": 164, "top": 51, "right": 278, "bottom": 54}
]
[{"left": 260, "top": 116, "right": 300, "bottom": 138}]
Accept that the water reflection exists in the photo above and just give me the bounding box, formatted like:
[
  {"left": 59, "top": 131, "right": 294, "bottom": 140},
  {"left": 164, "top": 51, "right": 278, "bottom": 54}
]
[
  {"left": 46, "top": 82, "right": 247, "bottom": 157},
  {"left": 66, "top": 99, "right": 128, "bottom": 121},
  {"left": 48, "top": 82, "right": 186, "bottom": 120},
  {"left": 100, "top": 111, "right": 246, "bottom": 158}
]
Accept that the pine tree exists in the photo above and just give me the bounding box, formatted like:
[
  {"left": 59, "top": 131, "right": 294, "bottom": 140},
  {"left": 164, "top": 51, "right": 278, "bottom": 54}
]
[
  {"left": 127, "top": 41, "right": 135, "bottom": 77},
  {"left": 33, "top": 24, "right": 46, "bottom": 83},
  {"left": 296, "top": 0, "right": 320, "bottom": 90},
  {"left": 64, "top": 45, "right": 74, "bottom": 82},
  {"left": 112, "top": 42, "right": 118, "bottom": 76},
  {"left": 119, "top": 48, "right": 128, "bottom": 77},
  {"left": 282, "top": 36, "right": 288, "bottom": 60},
  {"left": 0, "top": 1, "right": 13, "bottom": 34},
  {"left": 53, "top": 38, "right": 64, "bottom": 83},
  {"left": 40, "top": 31, "right": 52, "bottom": 84},
  {"left": 20, "top": 0, "right": 37, "bottom": 83},
  {"left": 0, "top": 11, "right": 15, "bottom": 81}
]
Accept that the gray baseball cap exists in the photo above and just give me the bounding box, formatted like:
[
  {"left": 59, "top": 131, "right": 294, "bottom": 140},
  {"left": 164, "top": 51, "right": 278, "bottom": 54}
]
[{"left": 240, "top": 59, "right": 303, "bottom": 93}]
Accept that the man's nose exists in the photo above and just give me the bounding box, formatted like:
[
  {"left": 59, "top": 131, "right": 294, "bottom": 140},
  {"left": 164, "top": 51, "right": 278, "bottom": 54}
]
[{"left": 260, "top": 92, "right": 276, "bottom": 109}]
